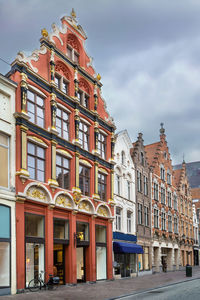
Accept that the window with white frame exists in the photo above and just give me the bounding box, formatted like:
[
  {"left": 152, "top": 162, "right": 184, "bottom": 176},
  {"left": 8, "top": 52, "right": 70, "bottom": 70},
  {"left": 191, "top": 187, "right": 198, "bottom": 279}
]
[
  {"left": 144, "top": 206, "right": 149, "bottom": 226},
  {"left": 77, "top": 88, "right": 89, "bottom": 109},
  {"left": 55, "top": 73, "right": 69, "bottom": 95},
  {"left": 116, "top": 207, "right": 122, "bottom": 231},
  {"left": 27, "top": 90, "right": 45, "bottom": 128},
  {"left": 161, "top": 187, "right": 165, "bottom": 204},
  {"left": 138, "top": 203, "right": 143, "bottom": 225},
  {"left": 161, "top": 212, "right": 166, "bottom": 230},
  {"left": 174, "top": 217, "right": 178, "bottom": 234},
  {"left": 160, "top": 166, "right": 165, "bottom": 181},
  {"left": 127, "top": 211, "right": 132, "bottom": 233},
  {"left": 27, "top": 142, "right": 45, "bottom": 182},
  {"left": 115, "top": 170, "right": 121, "bottom": 195},
  {"left": 154, "top": 208, "right": 159, "bottom": 228},
  {"left": 167, "top": 171, "right": 171, "bottom": 185},
  {"left": 98, "top": 132, "right": 106, "bottom": 160},
  {"left": 174, "top": 194, "right": 178, "bottom": 211},
  {"left": 144, "top": 175, "right": 148, "bottom": 196},
  {"left": 167, "top": 191, "right": 172, "bottom": 207},
  {"left": 168, "top": 215, "right": 172, "bottom": 232},
  {"left": 0, "top": 133, "right": 9, "bottom": 188},
  {"left": 79, "top": 121, "right": 89, "bottom": 151},
  {"left": 67, "top": 44, "right": 79, "bottom": 63},
  {"left": 154, "top": 183, "right": 159, "bottom": 200},
  {"left": 56, "top": 107, "right": 70, "bottom": 140},
  {"left": 127, "top": 180, "right": 131, "bottom": 200}
]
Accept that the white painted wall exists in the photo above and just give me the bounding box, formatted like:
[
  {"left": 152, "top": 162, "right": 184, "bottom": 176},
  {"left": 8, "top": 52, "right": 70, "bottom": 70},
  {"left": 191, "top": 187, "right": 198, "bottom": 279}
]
[
  {"left": 0, "top": 75, "right": 17, "bottom": 295},
  {"left": 114, "top": 130, "right": 136, "bottom": 235}
]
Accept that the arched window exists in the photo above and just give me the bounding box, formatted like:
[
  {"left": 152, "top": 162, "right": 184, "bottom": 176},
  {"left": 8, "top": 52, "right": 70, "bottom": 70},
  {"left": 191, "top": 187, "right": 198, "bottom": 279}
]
[
  {"left": 116, "top": 207, "right": 122, "bottom": 231},
  {"left": 55, "top": 61, "right": 71, "bottom": 95},
  {"left": 78, "top": 79, "right": 90, "bottom": 109},
  {"left": 115, "top": 168, "right": 121, "bottom": 195},
  {"left": 127, "top": 211, "right": 132, "bottom": 233},
  {"left": 67, "top": 34, "right": 80, "bottom": 63}
]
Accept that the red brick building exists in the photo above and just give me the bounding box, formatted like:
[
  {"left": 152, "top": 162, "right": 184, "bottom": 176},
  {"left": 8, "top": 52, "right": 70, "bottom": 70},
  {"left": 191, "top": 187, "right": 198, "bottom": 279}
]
[
  {"left": 174, "top": 162, "right": 194, "bottom": 266},
  {"left": 8, "top": 10, "right": 115, "bottom": 291},
  {"left": 145, "top": 124, "right": 179, "bottom": 272}
]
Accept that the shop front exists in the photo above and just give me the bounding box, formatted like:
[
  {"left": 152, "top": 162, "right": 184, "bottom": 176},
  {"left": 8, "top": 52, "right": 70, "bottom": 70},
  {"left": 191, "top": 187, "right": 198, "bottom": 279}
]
[
  {"left": 0, "top": 205, "right": 11, "bottom": 295},
  {"left": 113, "top": 232, "right": 143, "bottom": 278}
]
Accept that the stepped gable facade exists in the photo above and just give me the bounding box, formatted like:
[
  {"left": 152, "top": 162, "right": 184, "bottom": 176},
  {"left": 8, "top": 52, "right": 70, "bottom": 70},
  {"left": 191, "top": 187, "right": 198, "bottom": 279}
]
[
  {"left": 145, "top": 124, "right": 179, "bottom": 273},
  {"left": 174, "top": 161, "right": 195, "bottom": 266},
  {"left": 131, "top": 133, "right": 152, "bottom": 275},
  {"left": 8, "top": 10, "right": 115, "bottom": 291}
]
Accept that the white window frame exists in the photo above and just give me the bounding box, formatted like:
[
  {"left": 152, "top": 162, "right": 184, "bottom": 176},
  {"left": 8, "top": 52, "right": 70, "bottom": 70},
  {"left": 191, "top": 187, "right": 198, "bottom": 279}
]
[{"left": 0, "top": 133, "right": 10, "bottom": 189}]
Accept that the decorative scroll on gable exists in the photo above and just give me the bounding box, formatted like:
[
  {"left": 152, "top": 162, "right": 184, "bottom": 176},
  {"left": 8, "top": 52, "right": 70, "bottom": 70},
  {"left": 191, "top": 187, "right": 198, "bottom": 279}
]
[{"left": 16, "top": 46, "right": 47, "bottom": 73}]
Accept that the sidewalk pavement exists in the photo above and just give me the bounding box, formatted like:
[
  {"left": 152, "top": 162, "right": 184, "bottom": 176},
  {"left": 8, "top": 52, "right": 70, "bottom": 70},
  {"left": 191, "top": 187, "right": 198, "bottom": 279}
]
[{"left": 3, "top": 266, "right": 200, "bottom": 300}]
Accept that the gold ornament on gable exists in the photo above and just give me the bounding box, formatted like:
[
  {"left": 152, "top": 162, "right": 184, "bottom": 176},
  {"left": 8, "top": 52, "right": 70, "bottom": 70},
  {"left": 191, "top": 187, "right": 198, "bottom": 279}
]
[{"left": 56, "top": 195, "right": 72, "bottom": 208}]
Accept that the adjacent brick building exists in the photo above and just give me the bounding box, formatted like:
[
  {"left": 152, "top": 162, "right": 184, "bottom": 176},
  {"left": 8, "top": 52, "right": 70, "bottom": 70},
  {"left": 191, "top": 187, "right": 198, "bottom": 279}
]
[
  {"left": 7, "top": 10, "right": 115, "bottom": 291},
  {"left": 174, "top": 161, "right": 194, "bottom": 266},
  {"left": 131, "top": 133, "right": 152, "bottom": 275},
  {"left": 145, "top": 124, "right": 179, "bottom": 273}
]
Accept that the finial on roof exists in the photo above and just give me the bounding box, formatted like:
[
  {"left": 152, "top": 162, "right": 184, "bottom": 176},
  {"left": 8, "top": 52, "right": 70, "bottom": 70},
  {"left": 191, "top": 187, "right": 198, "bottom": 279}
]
[
  {"left": 71, "top": 8, "right": 76, "bottom": 19},
  {"left": 97, "top": 73, "right": 101, "bottom": 81},
  {"left": 160, "top": 122, "right": 165, "bottom": 135},
  {"left": 183, "top": 153, "right": 185, "bottom": 164},
  {"left": 138, "top": 133, "right": 143, "bottom": 140},
  {"left": 41, "top": 28, "right": 48, "bottom": 38}
]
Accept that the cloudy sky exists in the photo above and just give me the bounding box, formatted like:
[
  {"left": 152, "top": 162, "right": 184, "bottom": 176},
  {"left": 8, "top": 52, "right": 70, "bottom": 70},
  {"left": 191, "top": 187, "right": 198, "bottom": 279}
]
[{"left": 1, "top": 0, "right": 200, "bottom": 164}]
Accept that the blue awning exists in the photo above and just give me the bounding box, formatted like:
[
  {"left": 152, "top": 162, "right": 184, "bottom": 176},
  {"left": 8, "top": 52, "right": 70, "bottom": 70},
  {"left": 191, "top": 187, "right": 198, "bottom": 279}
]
[{"left": 113, "top": 242, "right": 144, "bottom": 254}]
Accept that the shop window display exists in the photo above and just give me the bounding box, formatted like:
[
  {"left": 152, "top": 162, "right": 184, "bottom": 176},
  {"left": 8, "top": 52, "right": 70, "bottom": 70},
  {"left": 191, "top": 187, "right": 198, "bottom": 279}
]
[
  {"left": 25, "top": 214, "right": 45, "bottom": 287},
  {"left": 96, "top": 225, "right": 107, "bottom": 280},
  {"left": 0, "top": 205, "right": 10, "bottom": 289}
]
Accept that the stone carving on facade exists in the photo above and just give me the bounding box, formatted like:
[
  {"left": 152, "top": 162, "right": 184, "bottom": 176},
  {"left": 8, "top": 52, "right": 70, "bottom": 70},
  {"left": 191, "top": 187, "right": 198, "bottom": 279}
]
[
  {"left": 26, "top": 187, "right": 47, "bottom": 201},
  {"left": 97, "top": 206, "right": 108, "bottom": 217},
  {"left": 16, "top": 46, "right": 47, "bottom": 73},
  {"left": 79, "top": 79, "right": 90, "bottom": 94},
  {"left": 55, "top": 195, "right": 72, "bottom": 208},
  {"left": 78, "top": 200, "right": 91, "bottom": 212},
  {"left": 55, "top": 61, "right": 70, "bottom": 80}
]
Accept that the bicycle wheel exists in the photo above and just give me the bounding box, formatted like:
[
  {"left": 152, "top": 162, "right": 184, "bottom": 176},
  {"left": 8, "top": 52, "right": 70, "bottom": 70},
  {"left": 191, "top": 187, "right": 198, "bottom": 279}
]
[{"left": 28, "top": 278, "right": 41, "bottom": 292}]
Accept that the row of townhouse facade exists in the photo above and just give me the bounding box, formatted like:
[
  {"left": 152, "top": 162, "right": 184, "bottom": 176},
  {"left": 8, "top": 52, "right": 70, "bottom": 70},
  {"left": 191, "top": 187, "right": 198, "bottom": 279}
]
[
  {"left": 0, "top": 9, "right": 199, "bottom": 296},
  {"left": 112, "top": 127, "right": 199, "bottom": 279}
]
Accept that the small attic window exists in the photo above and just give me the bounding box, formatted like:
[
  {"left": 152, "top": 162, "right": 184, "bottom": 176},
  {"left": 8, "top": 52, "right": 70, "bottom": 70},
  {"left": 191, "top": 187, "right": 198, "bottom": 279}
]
[{"left": 67, "top": 45, "right": 79, "bottom": 63}]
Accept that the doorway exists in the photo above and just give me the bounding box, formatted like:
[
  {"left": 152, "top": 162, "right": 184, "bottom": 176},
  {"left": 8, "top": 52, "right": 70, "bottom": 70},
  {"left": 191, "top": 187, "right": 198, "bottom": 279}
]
[
  {"left": 53, "top": 244, "right": 64, "bottom": 284},
  {"left": 76, "top": 247, "right": 85, "bottom": 282}
]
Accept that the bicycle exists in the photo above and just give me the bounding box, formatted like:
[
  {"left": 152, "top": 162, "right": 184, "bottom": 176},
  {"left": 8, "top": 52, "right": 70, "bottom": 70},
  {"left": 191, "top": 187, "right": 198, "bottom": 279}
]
[{"left": 28, "top": 271, "right": 59, "bottom": 292}]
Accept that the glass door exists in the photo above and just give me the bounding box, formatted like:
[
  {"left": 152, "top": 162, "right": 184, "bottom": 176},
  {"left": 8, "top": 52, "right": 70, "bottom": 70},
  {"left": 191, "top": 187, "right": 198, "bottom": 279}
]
[
  {"left": 53, "top": 244, "right": 64, "bottom": 284},
  {"left": 76, "top": 247, "right": 85, "bottom": 282}
]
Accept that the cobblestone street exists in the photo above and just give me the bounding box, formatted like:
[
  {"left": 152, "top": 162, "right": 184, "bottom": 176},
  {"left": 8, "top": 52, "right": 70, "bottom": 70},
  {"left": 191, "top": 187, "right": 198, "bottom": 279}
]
[{"left": 2, "top": 267, "right": 200, "bottom": 300}]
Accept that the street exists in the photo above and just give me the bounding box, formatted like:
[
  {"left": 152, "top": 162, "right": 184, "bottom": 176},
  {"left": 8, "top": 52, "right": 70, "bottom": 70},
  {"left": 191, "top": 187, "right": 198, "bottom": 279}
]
[
  {"left": 116, "top": 279, "right": 200, "bottom": 300},
  {"left": 2, "top": 267, "right": 200, "bottom": 300}
]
